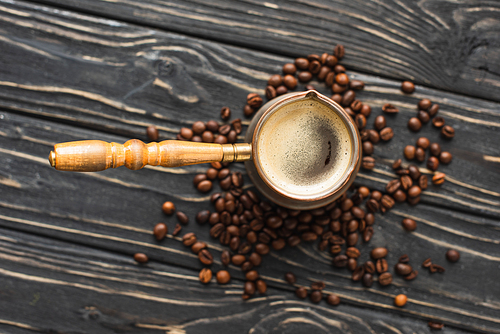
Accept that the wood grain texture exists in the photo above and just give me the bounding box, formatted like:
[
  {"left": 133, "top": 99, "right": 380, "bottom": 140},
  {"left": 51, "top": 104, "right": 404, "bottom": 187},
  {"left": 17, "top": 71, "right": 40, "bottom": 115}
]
[
  {"left": 1, "top": 111, "right": 500, "bottom": 333},
  {"left": 29, "top": 0, "right": 500, "bottom": 102},
  {"left": 0, "top": 1, "right": 499, "bottom": 333}
]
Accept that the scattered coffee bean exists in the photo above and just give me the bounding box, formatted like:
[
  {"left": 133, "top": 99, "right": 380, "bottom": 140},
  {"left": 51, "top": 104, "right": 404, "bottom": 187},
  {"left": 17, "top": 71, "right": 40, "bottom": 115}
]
[
  {"left": 432, "top": 172, "right": 446, "bottom": 185},
  {"left": 177, "top": 211, "right": 189, "bottom": 224},
  {"left": 180, "top": 127, "right": 194, "bottom": 140},
  {"left": 247, "top": 93, "right": 263, "bottom": 108},
  {"left": 418, "top": 98, "right": 432, "bottom": 110},
  {"left": 295, "top": 287, "right": 308, "bottom": 299},
  {"left": 199, "top": 268, "right": 212, "bottom": 284},
  {"left": 382, "top": 103, "right": 399, "bottom": 113},
  {"left": 378, "top": 272, "right": 393, "bottom": 286},
  {"left": 427, "top": 156, "right": 439, "bottom": 171},
  {"left": 446, "top": 249, "right": 460, "bottom": 262},
  {"left": 198, "top": 249, "right": 213, "bottom": 265},
  {"left": 267, "top": 74, "right": 282, "bottom": 87},
  {"left": 133, "top": 253, "right": 148, "bottom": 263},
  {"left": 404, "top": 145, "right": 416, "bottom": 160},
  {"left": 146, "top": 125, "right": 159, "bottom": 141},
  {"left": 408, "top": 165, "right": 421, "bottom": 180},
  {"left": 415, "top": 147, "right": 425, "bottom": 162},
  {"left": 374, "top": 115, "right": 386, "bottom": 130},
  {"left": 362, "top": 156, "right": 376, "bottom": 170},
  {"left": 376, "top": 259, "right": 388, "bottom": 273},
  {"left": 402, "top": 218, "right": 417, "bottom": 231},
  {"left": 439, "top": 151, "right": 453, "bottom": 164},
  {"left": 182, "top": 232, "right": 197, "bottom": 246},
  {"left": 310, "top": 290, "right": 322, "bottom": 303},
  {"left": 422, "top": 258, "right": 432, "bottom": 268},
  {"left": 282, "top": 63, "right": 296, "bottom": 75},
  {"left": 256, "top": 280, "right": 267, "bottom": 294},
  {"left": 362, "top": 273, "right": 373, "bottom": 287},
  {"left": 432, "top": 116, "right": 445, "bottom": 128},
  {"left": 416, "top": 137, "right": 430, "bottom": 149},
  {"left": 162, "top": 201, "right": 175, "bottom": 215},
  {"left": 380, "top": 127, "right": 394, "bottom": 141},
  {"left": 441, "top": 125, "right": 455, "bottom": 139},
  {"left": 394, "top": 294, "right": 407, "bottom": 307},
  {"left": 334, "top": 44, "right": 345, "bottom": 59},
  {"left": 395, "top": 263, "right": 413, "bottom": 276},
  {"left": 401, "top": 81, "right": 415, "bottom": 94},
  {"left": 327, "top": 293, "right": 341, "bottom": 306},
  {"left": 429, "top": 143, "right": 441, "bottom": 156},
  {"left": 405, "top": 270, "right": 418, "bottom": 280},
  {"left": 172, "top": 223, "right": 182, "bottom": 236},
  {"left": 418, "top": 110, "right": 430, "bottom": 123},
  {"left": 371, "top": 247, "right": 388, "bottom": 259},
  {"left": 428, "top": 321, "right": 444, "bottom": 330},
  {"left": 153, "top": 223, "right": 168, "bottom": 241},
  {"left": 399, "top": 254, "right": 410, "bottom": 263},
  {"left": 408, "top": 117, "right": 422, "bottom": 131},
  {"left": 216, "top": 270, "right": 231, "bottom": 284},
  {"left": 428, "top": 104, "right": 439, "bottom": 117}
]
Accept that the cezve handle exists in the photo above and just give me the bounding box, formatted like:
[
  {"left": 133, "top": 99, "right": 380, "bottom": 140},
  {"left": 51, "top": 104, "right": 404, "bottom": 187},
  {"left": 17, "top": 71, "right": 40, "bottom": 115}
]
[{"left": 49, "top": 139, "right": 252, "bottom": 172}]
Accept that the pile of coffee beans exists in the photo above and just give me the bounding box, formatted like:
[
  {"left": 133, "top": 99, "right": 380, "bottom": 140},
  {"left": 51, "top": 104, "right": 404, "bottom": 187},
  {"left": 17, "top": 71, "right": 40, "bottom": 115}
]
[{"left": 137, "top": 44, "right": 462, "bottom": 330}]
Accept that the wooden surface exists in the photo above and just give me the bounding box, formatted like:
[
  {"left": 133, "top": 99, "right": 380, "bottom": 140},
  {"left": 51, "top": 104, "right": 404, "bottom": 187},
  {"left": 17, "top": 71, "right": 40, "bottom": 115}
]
[{"left": 0, "top": 0, "right": 499, "bottom": 333}]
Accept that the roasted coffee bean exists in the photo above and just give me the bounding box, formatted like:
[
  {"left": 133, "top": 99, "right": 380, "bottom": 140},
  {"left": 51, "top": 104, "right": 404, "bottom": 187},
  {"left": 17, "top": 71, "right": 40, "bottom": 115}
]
[
  {"left": 243, "top": 104, "right": 255, "bottom": 117},
  {"left": 327, "top": 294, "right": 341, "bottom": 306},
  {"left": 371, "top": 191, "right": 383, "bottom": 201},
  {"left": 432, "top": 116, "right": 445, "bottom": 128},
  {"left": 352, "top": 266, "right": 364, "bottom": 281},
  {"left": 244, "top": 281, "right": 256, "bottom": 296},
  {"left": 276, "top": 85, "right": 288, "bottom": 95},
  {"left": 182, "top": 232, "right": 197, "bottom": 246},
  {"left": 333, "top": 254, "right": 348, "bottom": 267},
  {"left": 220, "top": 107, "right": 231, "bottom": 121},
  {"left": 415, "top": 147, "right": 426, "bottom": 162},
  {"left": 197, "top": 180, "right": 213, "bottom": 193},
  {"left": 349, "top": 79, "right": 364, "bottom": 90},
  {"left": 191, "top": 121, "right": 206, "bottom": 135},
  {"left": 407, "top": 185, "right": 422, "bottom": 198},
  {"left": 191, "top": 241, "right": 207, "bottom": 254},
  {"left": 386, "top": 179, "right": 401, "bottom": 194},
  {"left": 402, "top": 218, "right": 417, "bottom": 231},
  {"left": 427, "top": 156, "right": 439, "bottom": 171},
  {"left": 426, "top": 102, "right": 439, "bottom": 116},
  {"left": 203, "top": 120, "right": 218, "bottom": 133},
  {"left": 346, "top": 247, "right": 361, "bottom": 259},
  {"left": 172, "top": 223, "right": 182, "bottom": 236},
  {"left": 376, "top": 259, "right": 388, "bottom": 273},
  {"left": 366, "top": 129, "right": 379, "bottom": 144},
  {"left": 282, "top": 63, "right": 296, "bottom": 75},
  {"left": 238, "top": 241, "right": 252, "bottom": 254},
  {"left": 342, "top": 90, "right": 356, "bottom": 106},
  {"left": 255, "top": 279, "right": 267, "bottom": 294},
  {"left": 393, "top": 189, "right": 406, "bottom": 203},
  {"left": 311, "top": 281, "right": 325, "bottom": 291},
  {"left": 381, "top": 195, "right": 395, "bottom": 210},
  {"left": 202, "top": 131, "right": 214, "bottom": 143},
  {"left": 395, "top": 168, "right": 410, "bottom": 176},
  {"left": 219, "top": 231, "right": 230, "bottom": 245},
  {"left": 301, "top": 231, "right": 318, "bottom": 242},
  {"left": 378, "top": 272, "right": 393, "bottom": 286},
  {"left": 308, "top": 60, "right": 321, "bottom": 74},
  {"left": 365, "top": 213, "right": 375, "bottom": 225},
  {"left": 206, "top": 168, "right": 218, "bottom": 180},
  {"left": 215, "top": 198, "right": 226, "bottom": 213},
  {"left": 245, "top": 270, "right": 259, "bottom": 281},
  {"left": 429, "top": 143, "right": 441, "bottom": 157},
  {"left": 430, "top": 263, "right": 445, "bottom": 273},
  {"left": 366, "top": 199, "right": 379, "bottom": 213},
  {"left": 219, "top": 250, "right": 230, "bottom": 266},
  {"left": 266, "top": 215, "right": 283, "bottom": 229},
  {"left": 231, "top": 254, "right": 246, "bottom": 266},
  {"left": 416, "top": 137, "right": 430, "bottom": 150},
  {"left": 229, "top": 236, "right": 240, "bottom": 251},
  {"left": 351, "top": 207, "right": 365, "bottom": 220},
  {"left": 210, "top": 223, "right": 224, "bottom": 238},
  {"left": 271, "top": 238, "right": 286, "bottom": 250},
  {"left": 374, "top": 115, "right": 386, "bottom": 130},
  {"left": 265, "top": 85, "right": 277, "bottom": 99},
  {"left": 247, "top": 93, "right": 263, "bottom": 108},
  {"left": 418, "top": 110, "right": 430, "bottom": 123},
  {"left": 308, "top": 290, "right": 322, "bottom": 303},
  {"left": 335, "top": 73, "right": 349, "bottom": 86},
  {"left": 334, "top": 44, "right": 345, "bottom": 58},
  {"left": 404, "top": 270, "right": 418, "bottom": 280},
  {"left": 394, "top": 294, "right": 407, "bottom": 307},
  {"left": 295, "top": 287, "right": 308, "bottom": 299},
  {"left": 325, "top": 72, "right": 336, "bottom": 87},
  {"left": 298, "top": 71, "right": 313, "bottom": 83},
  {"left": 408, "top": 165, "right": 421, "bottom": 180},
  {"left": 283, "top": 74, "right": 298, "bottom": 89},
  {"left": 408, "top": 196, "right": 421, "bottom": 205},
  {"left": 199, "top": 268, "right": 212, "bottom": 284},
  {"left": 362, "top": 273, "right": 373, "bottom": 287},
  {"left": 198, "top": 249, "right": 213, "bottom": 265},
  {"left": 439, "top": 151, "right": 453, "bottom": 164},
  {"left": 401, "top": 81, "right": 415, "bottom": 93},
  {"left": 400, "top": 175, "right": 413, "bottom": 191},
  {"left": 162, "top": 201, "right": 175, "bottom": 215},
  {"left": 153, "top": 223, "right": 168, "bottom": 241},
  {"left": 193, "top": 174, "right": 207, "bottom": 187},
  {"left": 419, "top": 175, "right": 428, "bottom": 189},
  {"left": 267, "top": 74, "right": 283, "bottom": 87},
  {"left": 441, "top": 125, "right": 455, "bottom": 139},
  {"left": 362, "top": 156, "right": 376, "bottom": 170},
  {"left": 317, "top": 66, "right": 331, "bottom": 81},
  {"left": 340, "top": 198, "right": 354, "bottom": 212},
  {"left": 363, "top": 227, "right": 374, "bottom": 242},
  {"left": 227, "top": 130, "right": 237, "bottom": 143},
  {"left": 294, "top": 57, "right": 309, "bottom": 70},
  {"left": 380, "top": 127, "right": 394, "bottom": 141},
  {"left": 216, "top": 270, "right": 231, "bottom": 284},
  {"left": 371, "top": 247, "right": 388, "bottom": 259},
  {"left": 332, "top": 83, "right": 347, "bottom": 94},
  {"left": 255, "top": 243, "right": 270, "bottom": 255},
  {"left": 347, "top": 258, "right": 357, "bottom": 271},
  {"left": 382, "top": 103, "right": 399, "bottom": 113},
  {"left": 355, "top": 114, "right": 367, "bottom": 129},
  {"left": 446, "top": 249, "right": 460, "bottom": 262},
  {"left": 134, "top": 253, "right": 148, "bottom": 263},
  {"left": 408, "top": 117, "right": 422, "bottom": 131},
  {"left": 146, "top": 125, "right": 159, "bottom": 141},
  {"left": 359, "top": 129, "right": 369, "bottom": 141},
  {"left": 422, "top": 258, "right": 432, "bottom": 268},
  {"left": 428, "top": 321, "right": 444, "bottom": 330},
  {"left": 418, "top": 98, "right": 432, "bottom": 110},
  {"left": 346, "top": 233, "right": 358, "bottom": 246},
  {"left": 360, "top": 104, "right": 372, "bottom": 117},
  {"left": 395, "top": 263, "right": 413, "bottom": 276},
  {"left": 404, "top": 145, "right": 416, "bottom": 160},
  {"left": 288, "top": 235, "right": 301, "bottom": 247},
  {"left": 392, "top": 159, "right": 402, "bottom": 170},
  {"left": 364, "top": 261, "right": 376, "bottom": 274},
  {"left": 284, "top": 272, "right": 297, "bottom": 285},
  {"left": 220, "top": 176, "right": 232, "bottom": 190}
]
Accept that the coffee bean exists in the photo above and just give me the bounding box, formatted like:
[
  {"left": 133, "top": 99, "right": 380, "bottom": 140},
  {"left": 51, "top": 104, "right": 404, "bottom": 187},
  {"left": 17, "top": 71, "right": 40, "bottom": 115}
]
[
  {"left": 351, "top": 266, "right": 364, "bottom": 281},
  {"left": 265, "top": 85, "right": 277, "bottom": 100},
  {"left": 153, "top": 223, "right": 167, "bottom": 241},
  {"left": 216, "top": 270, "right": 231, "bottom": 284},
  {"left": 267, "top": 74, "right": 282, "bottom": 87},
  {"left": 386, "top": 179, "right": 401, "bottom": 194},
  {"left": 243, "top": 281, "right": 256, "bottom": 296},
  {"left": 332, "top": 83, "right": 347, "bottom": 94},
  {"left": 422, "top": 258, "right": 432, "bottom": 268},
  {"left": 363, "top": 261, "right": 375, "bottom": 274},
  {"left": 415, "top": 137, "right": 429, "bottom": 150},
  {"left": 432, "top": 116, "right": 445, "bottom": 128},
  {"left": 348, "top": 80, "right": 364, "bottom": 90},
  {"left": 363, "top": 227, "right": 374, "bottom": 242},
  {"left": 333, "top": 44, "right": 345, "bottom": 58},
  {"left": 408, "top": 185, "right": 422, "bottom": 198},
  {"left": 416, "top": 175, "right": 427, "bottom": 190},
  {"left": 408, "top": 117, "right": 422, "bottom": 131},
  {"left": 371, "top": 191, "right": 383, "bottom": 201},
  {"left": 362, "top": 273, "right": 373, "bottom": 287},
  {"left": 191, "top": 121, "right": 206, "bottom": 135},
  {"left": 245, "top": 270, "right": 259, "bottom": 281},
  {"left": 199, "top": 268, "right": 212, "bottom": 284},
  {"left": 202, "top": 131, "right": 214, "bottom": 143},
  {"left": 402, "top": 218, "right": 417, "bottom": 231},
  {"left": 134, "top": 253, "right": 148, "bottom": 263},
  {"left": 309, "top": 290, "right": 322, "bottom": 303},
  {"left": 441, "top": 125, "right": 455, "bottom": 139},
  {"left": 342, "top": 90, "right": 356, "bottom": 106},
  {"left": 405, "top": 270, "right": 418, "bottom": 280},
  {"left": 347, "top": 258, "right": 357, "bottom": 271},
  {"left": 427, "top": 156, "right": 440, "bottom": 171},
  {"left": 429, "top": 143, "right": 441, "bottom": 156},
  {"left": 295, "top": 287, "right": 308, "bottom": 299},
  {"left": 317, "top": 66, "right": 331, "bottom": 81},
  {"left": 404, "top": 145, "right": 416, "bottom": 160},
  {"left": 362, "top": 156, "right": 375, "bottom": 170},
  {"left": 162, "top": 201, "right": 175, "bottom": 215},
  {"left": 172, "top": 223, "right": 182, "bottom": 236},
  {"left": 376, "top": 258, "right": 388, "bottom": 273},
  {"left": 335, "top": 73, "right": 349, "bottom": 86},
  {"left": 283, "top": 74, "right": 297, "bottom": 90},
  {"left": 418, "top": 98, "right": 432, "bottom": 110},
  {"left": 176, "top": 211, "right": 189, "bottom": 225},
  {"left": 308, "top": 60, "right": 321, "bottom": 74},
  {"left": 414, "top": 147, "right": 425, "bottom": 162},
  {"left": 394, "top": 294, "right": 407, "bottom": 307},
  {"left": 197, "top": 180, "right": 213, "bottom": 193},
  {"left": 311, "top": 281, "right": 325, "bottom": 291},
  {"left": 439, "top": 151, "right": 453, "bottom": 164},
  {"left": 400, "top": 175, "right": 413, "bottom": 191},
  {"left": 255, "top": 243, "right": 270, "bottom": 255},
  {"left": 294, "top": 57, "right": 309, "bottom": 70},
  {"left": 371, "top": 247, "right": 388, "bottom": 259},
  {"left": 418, "top": 110, "right": 430, "bottom": 123},
  {"left": 210, "top": 223, "right": 224, "bottom": 238},
  {"left": 408, "top": 165, "right": 421, "bottom": 180},
  {"left": 255, "top": 280, "right": 267, "bottom": 294},
  {"left": 395, "top": 263, "right": 413, "bottom": 276},
  {"left": 428, "top": 321, "right": 444, "bottom": 330},
  {"left": 401, "top": 81, "right": 415, "bottom": 93},
  {"left": 374, "top": 115, "right": 386, "bottom": 130},
  {"left": 297, "top": 71, "right": 312, "bottom": 83},
  {"left": 378, "top": 272, "right": 393, "bottom": 286},
  {"left": 247, "top": 93, "right": 263, "bottom": 109},
  {"left": 393, "top": 189, "right": 406, "bottom": 202},
  {"left": 282, "top": 63, "right": 296, "bottom": 75},
  {"left": 360, "top": 104, "right": 372, "bottom": 117},
  {"left": 333, "top": 254, "right": 348, "bottom": 267},
  {"left": 355, "top": 114, "right": 367, "bottom": 129},
  {"left": 430, "top": 264, "right": 445, "bottom": 273},
  {"left": 428, "top": 104, "right": 440, "bottom": 117},
  {"left": 446, "top": 249, "right": 460, "bottom": 262},
  {"left": 365, "top": 213, "right": 375, "bottom": 225},
  {"left": 395, "top": 168, "right": 410, "bottom": 176},
  {"left": 346, "top": 247, "right": 361, "bottom": 259},
  {"left": 391, "top": 159, "right": 402, "bottom": 170},
  {"left": 382, "top": 103, "right": 399, "bottom": 113},
  {"left": 325, "top": 294, "right": 340, "bottom": 306},
  {"left": 380, "top": 127, "right": 394, "bottom": 141},
  {"left": 146, "top": 125, "right": 159, "bottom": 141},
  {"left": 381, "top": 195, "right": 395, "bottom": 210},
  {"left": 366, "top": 199, "right": 379, "bottom": 213}
]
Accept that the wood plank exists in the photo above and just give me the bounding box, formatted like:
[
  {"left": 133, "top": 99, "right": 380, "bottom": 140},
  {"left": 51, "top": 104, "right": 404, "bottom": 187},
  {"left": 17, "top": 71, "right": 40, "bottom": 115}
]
[
  {"left": 0, "top": 227, "right": 479, "bottom": 334},
  {"left": 1, "top": 111, "right": 500, "bottom": 333},
  {"left": 0, "top": 0, "right": 499, "bottom": 218},
  {"left": 29, "top": 0, "right": 500, "bottom": 102}
]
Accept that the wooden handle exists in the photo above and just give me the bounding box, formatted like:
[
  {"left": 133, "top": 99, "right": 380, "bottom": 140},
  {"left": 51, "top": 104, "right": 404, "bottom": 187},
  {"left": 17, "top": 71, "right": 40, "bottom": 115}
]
[{"left": 49, "top": 140, "right": 252, "bottom": 172}]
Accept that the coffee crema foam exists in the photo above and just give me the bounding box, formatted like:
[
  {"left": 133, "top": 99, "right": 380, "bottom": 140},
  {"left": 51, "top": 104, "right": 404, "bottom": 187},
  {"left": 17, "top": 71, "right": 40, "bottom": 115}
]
[{"left": 257, "top": 99, "right": 351, "bottom": 197}]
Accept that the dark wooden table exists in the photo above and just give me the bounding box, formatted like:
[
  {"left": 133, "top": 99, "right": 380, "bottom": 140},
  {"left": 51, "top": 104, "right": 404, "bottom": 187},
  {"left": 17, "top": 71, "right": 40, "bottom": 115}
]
[{"left": 1, "top": 0, "right": 499, "bottom": 333}]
